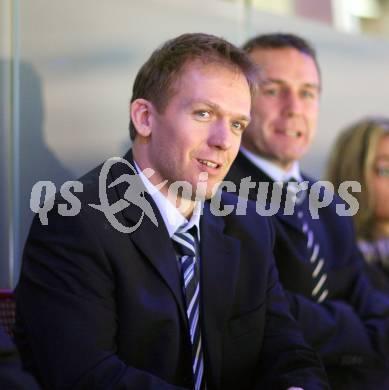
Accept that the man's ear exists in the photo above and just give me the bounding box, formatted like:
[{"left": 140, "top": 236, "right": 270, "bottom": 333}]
[{"left": 130, "top": 98, "right": 154, "bottom": 137}]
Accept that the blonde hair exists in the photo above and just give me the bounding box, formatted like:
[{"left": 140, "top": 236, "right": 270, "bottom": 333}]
[{"left": 326, "top": 117, "right": 389, "bottom": 240}]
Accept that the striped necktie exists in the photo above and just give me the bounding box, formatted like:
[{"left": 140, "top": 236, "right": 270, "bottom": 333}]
[
  {"left": 172, "top": 227, "right": 204, "bottom": 390},
  {"left": 287, "top": 180, "right": 329, "bottom": 303}
]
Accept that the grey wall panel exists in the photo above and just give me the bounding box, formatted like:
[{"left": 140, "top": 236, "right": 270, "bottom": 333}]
[
  {"left": 1, "top": 0, "right": 13, "bottom": 288},
  {"left": 0, "top": 59, "right": 11, "bottom": 288}
]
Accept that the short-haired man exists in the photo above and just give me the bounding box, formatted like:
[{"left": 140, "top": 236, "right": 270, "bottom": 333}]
[
  {"left": 226, "top": 33, "right": 389, "bottom": 388},
  {"left": 15, "top": 33, "right": 328, "bottom": 389}
]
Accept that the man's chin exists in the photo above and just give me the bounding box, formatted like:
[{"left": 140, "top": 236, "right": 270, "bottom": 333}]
[
  {"left": 165, "top": 176, "right": 224, "bottom": 202},
  {"left": 194, "top": 180, "right": 224, "bottom": 201}
]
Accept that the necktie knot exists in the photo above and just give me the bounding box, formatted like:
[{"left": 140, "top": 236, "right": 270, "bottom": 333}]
[
  {"left": 172, "top": 226, "right": 197, "bottom": 257},
  {"left": 284, "top": 178, "right": 306, "bottom": 206},
  {"left": 285, "top": 177, "right": 299, "bottom": 192}
]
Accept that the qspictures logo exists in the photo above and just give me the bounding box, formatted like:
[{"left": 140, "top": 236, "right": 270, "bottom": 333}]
[
  {"left": 29, "top": 157, "right": 362, "bottom": 233},
  {"left": 88, "top": 158, "right": 164, "bottom": 233}
]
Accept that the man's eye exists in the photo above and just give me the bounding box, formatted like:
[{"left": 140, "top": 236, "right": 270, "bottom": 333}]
[
  {"left": 195, "top": 110, "right": 211, "bottom": 119},
  {"left": 231, "top": 121, "right": 246, "bottom": 131},
  {"left": 301, "top": 90, "right": 315, "bottom": 99},
  {"left": 263, "top": 88, "right": 278, "bottom": 96},
  {"left": 375, "top": 166, "right": 389, "bottom": 177}
]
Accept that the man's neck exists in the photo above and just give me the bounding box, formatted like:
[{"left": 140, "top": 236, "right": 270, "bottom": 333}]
[
  {"left": 133, "top": 158, "right": 201, "bottom": 239},
  {"left": 165, "top": 190, "right": 196, "bottom": 219},
  {"left": 133, "top": 150, "right": 198, "bottom": 218}
]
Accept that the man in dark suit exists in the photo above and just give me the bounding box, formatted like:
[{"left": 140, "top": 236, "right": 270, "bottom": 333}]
[
  {"left": 226, "top": 33, "right": 389, "bottom": 389},
  {"left": 14, "top": 33, "right": 328, "bottom": 389}
]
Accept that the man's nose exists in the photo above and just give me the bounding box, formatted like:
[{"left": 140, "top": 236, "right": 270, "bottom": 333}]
[
  {"left": 282, "top": 91, "right": 302, "bottom": 116},
  {"left": 208, "top": 119, "right": 233, "bottom": 150}
]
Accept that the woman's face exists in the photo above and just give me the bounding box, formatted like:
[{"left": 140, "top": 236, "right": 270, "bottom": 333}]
[{"left": 370, "top": 134, "right": 389, "bottom": 223}]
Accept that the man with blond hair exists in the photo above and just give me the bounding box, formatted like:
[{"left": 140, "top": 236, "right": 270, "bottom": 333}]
[{"left": 15, "top": 33, "right": 328, "bottom": 389}]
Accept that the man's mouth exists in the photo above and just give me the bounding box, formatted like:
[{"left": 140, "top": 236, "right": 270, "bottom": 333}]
[
  {"left": 198, "top": 159, "right": 221, "bottom": 169},
  {"left": 277, "top": 129, "right": 303, "bottom": 138}
]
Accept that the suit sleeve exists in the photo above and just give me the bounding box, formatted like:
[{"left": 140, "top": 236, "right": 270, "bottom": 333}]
[
  {"left": 15, "top": 211, "right": 186, "bottom": 390},
  {"left": 284, "top": 218, "right": 389, "bottom": 369},
  {"left": 0, "top": 326, "right": 40, "bottom": 389}
]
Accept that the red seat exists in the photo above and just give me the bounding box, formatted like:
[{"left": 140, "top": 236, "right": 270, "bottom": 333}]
[{"left": 0, "top": 289, "right": 15, "bottom": 338}]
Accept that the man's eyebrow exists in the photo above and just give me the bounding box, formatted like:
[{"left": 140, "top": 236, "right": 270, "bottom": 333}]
[
  {"left": 303, "top": 83, "right": 320, "bottom": 91},
  {"left": 193, "top": 100, "right": 251, "bottom": 122},
  {"left": 261, "top": 78, "right": 320, "bottom": 91}
]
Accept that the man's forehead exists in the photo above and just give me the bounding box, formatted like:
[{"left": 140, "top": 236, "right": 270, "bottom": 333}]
[
  {"left": 249, "top": 47, "right": 320, "bottom": 86},
  {"left": 178, "top": 59, "right": 245, "bottom": 82},
  {"left": 168, "top": 62, "right": 251, "bottom": 120},
  {"left": 172, "top": 60, "right": 251, "bottom": 109}
]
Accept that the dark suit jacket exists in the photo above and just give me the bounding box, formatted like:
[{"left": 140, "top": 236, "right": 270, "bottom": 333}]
[
  {"left": 14, "top": 151, "right": 328, "bottom": 389},
  {"left": 226, "top": 151, "right": 389, "bottom": 389},
  {"left": 0, "top": 326, "right": 40, "bottom": 389}
]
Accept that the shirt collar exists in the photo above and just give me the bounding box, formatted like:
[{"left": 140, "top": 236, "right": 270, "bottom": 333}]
[
  {"left": 240, "top": 146, "right": 303, "bottom": 182},
  {"left": 134, "top": 161, "right": 201, "bottom": 240}
]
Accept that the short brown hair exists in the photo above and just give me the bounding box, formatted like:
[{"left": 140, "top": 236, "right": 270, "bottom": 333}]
[
  {"left": 129, "top": 33, "right": 258, "bottom": 140},
  {"left": 242, "top": 33, "right": 321, "bottom": 84},
  {"left": 326, "top": 117, "right": 389, "bottom": 240}
]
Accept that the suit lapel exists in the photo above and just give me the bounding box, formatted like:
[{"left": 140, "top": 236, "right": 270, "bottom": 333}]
[
  {"left": 200, "top": 202, "right": 241, "bottom": 388},
  {"left": 109, "top": 150, "right": 187, "bottom": 322},
  {"left": 128, "top": 209, "right": 187, "bottom": 321}
]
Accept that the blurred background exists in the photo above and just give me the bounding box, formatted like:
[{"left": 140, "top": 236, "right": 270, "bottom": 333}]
[{"left": 1, "top": 0, "right": 389, "bottom": 287}]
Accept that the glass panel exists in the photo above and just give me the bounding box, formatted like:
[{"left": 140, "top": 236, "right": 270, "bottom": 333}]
[{"left": 0, "top": 0, "right": 14, "bottom": 288}]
